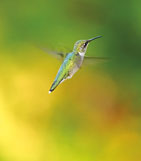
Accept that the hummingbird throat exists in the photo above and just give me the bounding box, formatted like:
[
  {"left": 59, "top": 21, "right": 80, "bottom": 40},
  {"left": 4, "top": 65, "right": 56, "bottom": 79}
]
[{"left": 79, "top": 51, "right": 85, "bottom": 57}]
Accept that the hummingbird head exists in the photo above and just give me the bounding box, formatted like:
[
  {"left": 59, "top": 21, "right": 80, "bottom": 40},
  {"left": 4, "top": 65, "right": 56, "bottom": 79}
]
[{"left": 73, "top": 36, "right": 102, "bottom": 56}]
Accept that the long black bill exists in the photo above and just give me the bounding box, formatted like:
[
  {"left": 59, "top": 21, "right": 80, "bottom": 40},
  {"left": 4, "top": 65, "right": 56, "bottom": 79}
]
[{"left": 87, "top": 36, "right": 102, "bottom": 43}]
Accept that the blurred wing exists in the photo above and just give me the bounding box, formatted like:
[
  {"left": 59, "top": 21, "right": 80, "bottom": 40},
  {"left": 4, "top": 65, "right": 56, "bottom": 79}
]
[
  {"left": 83, "top": 56, "right": 110, "bottom": 65},
  {"left": 39, "top": 47, "right": 67, "bottom": 60}
]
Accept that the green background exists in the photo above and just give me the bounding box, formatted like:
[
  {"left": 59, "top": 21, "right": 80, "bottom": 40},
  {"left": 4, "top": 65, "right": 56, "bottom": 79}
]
[{"left": 0, "top": 0, "right": 141, "bottom": 161}]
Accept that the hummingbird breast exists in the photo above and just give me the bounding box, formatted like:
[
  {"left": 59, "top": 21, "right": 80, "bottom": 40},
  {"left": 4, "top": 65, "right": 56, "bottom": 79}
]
[{"left": 68, "top": 53, "right": 84, "bottom": 78}]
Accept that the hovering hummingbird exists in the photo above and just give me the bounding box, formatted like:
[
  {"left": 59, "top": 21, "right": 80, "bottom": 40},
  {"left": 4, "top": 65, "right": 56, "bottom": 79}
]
[{"left": 41, "top": 36, "right": 108, "bottom": 94}]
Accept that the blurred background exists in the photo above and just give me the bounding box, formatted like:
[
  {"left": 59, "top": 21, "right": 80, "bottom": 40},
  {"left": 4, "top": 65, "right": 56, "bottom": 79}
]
[{"left": 0, "top": 0, "right": 141, "bottom": 161}]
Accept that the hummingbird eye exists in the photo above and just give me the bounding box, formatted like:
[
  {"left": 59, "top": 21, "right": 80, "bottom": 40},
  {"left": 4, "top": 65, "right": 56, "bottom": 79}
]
[{"left": 84, "top": 42, "right": 88, "bottom": 48}]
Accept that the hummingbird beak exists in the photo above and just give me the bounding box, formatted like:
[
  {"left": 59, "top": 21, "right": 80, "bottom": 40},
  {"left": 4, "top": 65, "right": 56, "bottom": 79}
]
[{"left": 87, "top": 36, "right": 102, "bottom": 43}]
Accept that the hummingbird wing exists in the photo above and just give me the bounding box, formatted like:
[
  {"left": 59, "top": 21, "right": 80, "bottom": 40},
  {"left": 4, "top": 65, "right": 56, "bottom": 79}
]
[
  {"left": 39, "top": 47, "right": 68, "bottom": 60},
  {"left": 83, "top": 56, "right": 110, "bottom": 65},
  {"left": 49, "top": 52, "right": 74, "bottom": 93},
  {"left": 49, "top": 61, "right": 70, "bottom": 93}
]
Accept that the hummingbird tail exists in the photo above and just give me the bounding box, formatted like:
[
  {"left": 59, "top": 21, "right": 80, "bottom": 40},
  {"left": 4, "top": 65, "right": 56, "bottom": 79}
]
[
  {"left": 48, "top": 90, "right": 52, "bottom": 94},
  {"left": 48, "top": 83, "right": 56, "bottom": 94},
  {"left": 49, "top": 86, "right": 56, "bottom": 94},
  {"left": 48, "top": 78, "right": 65, "bottom": 94}
]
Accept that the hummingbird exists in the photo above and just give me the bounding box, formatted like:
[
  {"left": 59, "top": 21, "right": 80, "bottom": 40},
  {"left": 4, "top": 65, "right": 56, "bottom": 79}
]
[{"left": 41, "top": 36, "right": 108, "bottom": 94}]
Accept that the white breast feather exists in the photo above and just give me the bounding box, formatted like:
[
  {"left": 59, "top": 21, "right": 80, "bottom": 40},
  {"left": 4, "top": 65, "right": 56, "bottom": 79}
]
[{"left": 79, "top": 52, "right": 85, "bottom": 56}]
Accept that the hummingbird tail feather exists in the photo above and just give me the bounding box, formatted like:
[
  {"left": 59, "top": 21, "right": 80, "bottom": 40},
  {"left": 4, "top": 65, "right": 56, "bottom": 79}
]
[{"left": 49, "top": 78, "right": 65, "bottom": 94}]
